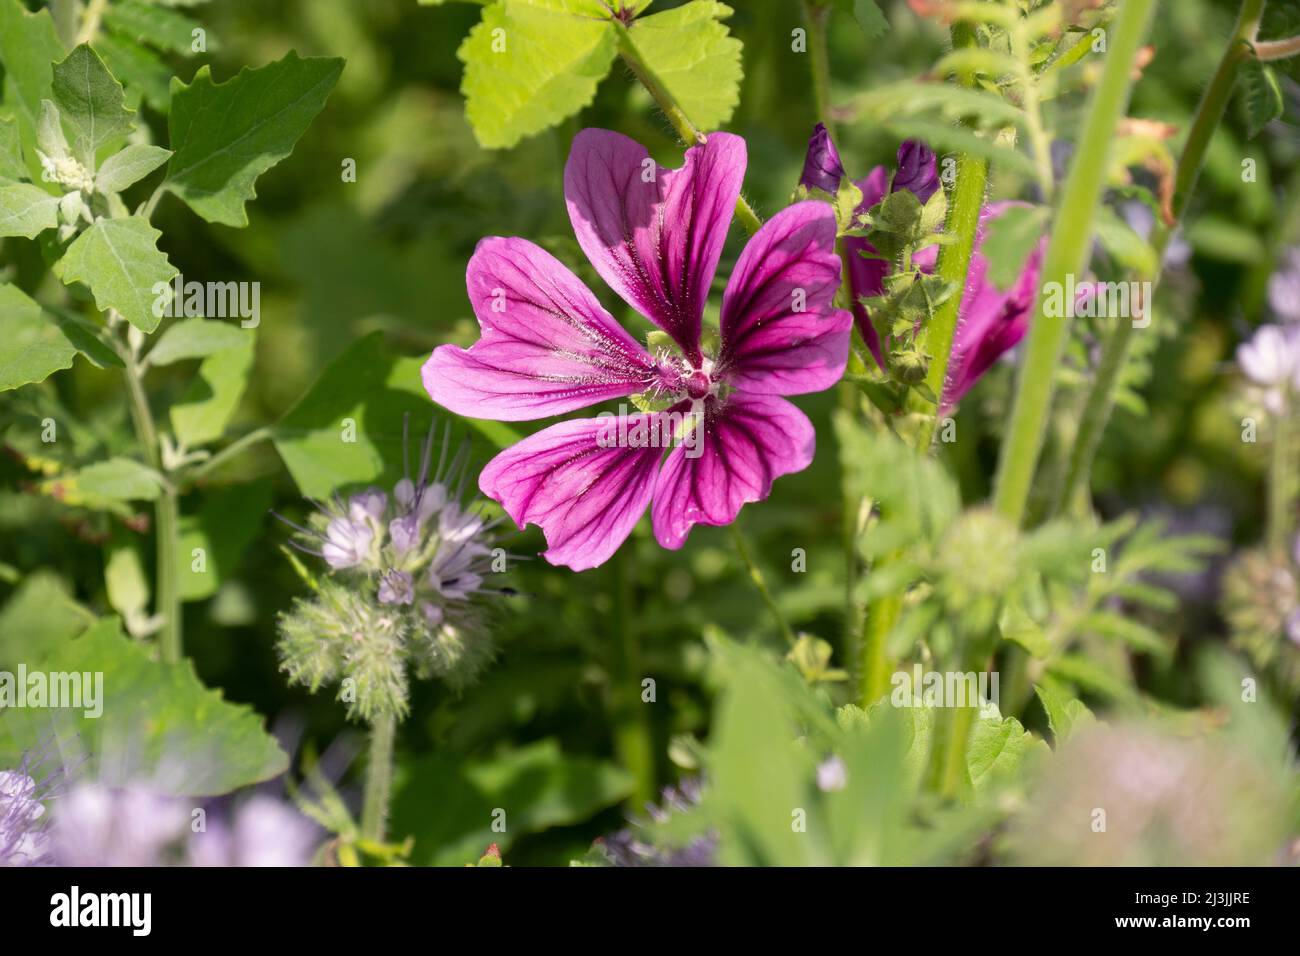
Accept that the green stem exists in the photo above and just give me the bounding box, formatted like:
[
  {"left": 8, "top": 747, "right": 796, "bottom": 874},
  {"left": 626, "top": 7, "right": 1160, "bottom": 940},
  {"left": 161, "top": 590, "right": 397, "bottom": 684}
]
[
  {"left": 614, "top": 23, "right": 762, "bottom": 236},
  {"left": 927, "top": 641, "right": 989, "bottom": 798},
  {"left": 915, "top": 24, "right": 990, "bottom": 452},
  {"left": 611, "top": 549, "right": 655, "bottom": 808},
  {"left": 991, "top": 0, "right": 1158, "bottom": 526},
  {"left": 1048, "top": 0, "right": 1266, "bottom": 518},
  {"left": 183, "top": 426, "right": 273, "bottom": 487},
  {"left": 803, "top": 0, "right": 835, "bottom": 137},
  {"left": 1269, "top": 400, "right": 1293, "bottom": 552},
  {"left": 76, "top": 0, "right": 108, "bottom": 45},
  {"left": 119, "top": 332, "right": 182, "bottom": 662},
  {"left": 360, "top": 712, "right": 396, "bottom": 843},
  {"left": 858, "top": 582, "right": 895, "bottom": 707},
  {"left": 728, "top": 523, "right": 796, "bottom": 646}
]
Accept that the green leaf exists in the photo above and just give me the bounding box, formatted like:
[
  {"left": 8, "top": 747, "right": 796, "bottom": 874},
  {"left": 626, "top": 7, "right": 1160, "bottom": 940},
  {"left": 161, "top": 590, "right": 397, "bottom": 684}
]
[
  {"left": 170, "top": 334, "right": 255, "bottom": 446},
  {"left": 275, "top": 332, "right": 491, "bottom": 499},
  {"left": 830, "top": 0, "right": 889, "bottom": 38},
  {"left": 966, "top": 708, "right": 1044, "bottom": 793},
  {"left": 390, "top": 738, "right": 633, "bottom": 865},
  {"left": 104, "top": 0, "right": 210, "bottom": 57},
  {"left": 50, "top": 45, "right": 135, "bottom": 168},
  {"left": 980, "top": 205, "right": 1048, "bottom": 291},
  {"left": 0, "top": 283, "right": 78, "bottom": 390},
  {"left": 164, "top": 52, "right": 344, "bottom": 226},
  {"left": 0, "top": 570, "right": 94, "bottom": 668},
  {"left": 60, "top": 215, "right": 177, "bottom": 333},
  {"left": 145, "top": 317, "right": 248, "bottom": 366},
  {"left": 0, "top": 115, "right": 25, "bottom": 183},
  {"left": 1095, "top": 205, "right": 1158, "bottom": 277},
  {"left": 177, "top": 479, "right": 272, "bottom": 601},
  {"left": 0, "top": 0, "right": 65, "bottom": 153},
  {"left": 104, "top": 529, "right": 150, "bottom": 619},
  {"left": 0, "top": 183, "right": 60, "bottom": 238},
  {"left": 458, "top": 1, "right": 618, "bottom": 150},
  {"left": 96, "top": 32, "right": 172, "bottom": 112},
  {"left": 71, "top": 456, "right": 163, "bottom": 501},
  {"left": 0, "top": 617, "right": 288, "bottom": 796},
  {"left": 94, "top": 143, "right": 172, "bottom": 194},
  {"left": 625, "top": 1, "right": 743, "bottom": 133},
  {"left": 1033, "top": 678, "right": 1095, "bottom": 746},
  {"left": 1241, "top": 59, "right": 1283, "bottom": 140}
]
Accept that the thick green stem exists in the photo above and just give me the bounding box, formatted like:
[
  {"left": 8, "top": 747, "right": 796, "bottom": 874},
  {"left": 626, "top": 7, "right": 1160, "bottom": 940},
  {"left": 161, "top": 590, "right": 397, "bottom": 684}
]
[
  {"left": 120, "top": 337, "right": 182, "bottom": 662},
  {"left": 615, "top": 23, "right": 762, "bottom": 235},
  {"left": 611, "top": 550, "right": 655, "bottom": 808},
  {"left": 728, "top": 523, "right": 796, "bottom": 646},
  {"left": 361, "top": 713, "right": 396, "bottom": 843},
  {"left": 1048, "top": 0, "right": 1266, "bottom": 517},
  {"left": 803, "top": 0, "right": 835, "bottom": 138},
  {"left": 183, "top": 426, "right": 273, "bottom": 488},
  {"left": 1269, "top": 401, "right": 1293, "bottom": 551},
  {"left": 927, "top": 640, "right": 990, "bottom": 798},
  {"left": 858, "top": 584, "right": 895, "bottom": 707},
  {"left": 915, "top": 24, "right": 990, "bottom": 452},
  {"left": 991, "top": 0, "right": 1158, "bottom": 525}
]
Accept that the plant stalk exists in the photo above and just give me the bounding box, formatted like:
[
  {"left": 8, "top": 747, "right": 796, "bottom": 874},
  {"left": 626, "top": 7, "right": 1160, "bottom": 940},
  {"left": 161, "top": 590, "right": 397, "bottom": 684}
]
[
  {"left": 361, "top": 713, "right": 396, "bottom": 843},
  {"left": 991, "top": 0, "right": 1158, "bottom": 526},
  {"left": 611, "top": 549, "right": 655, "bottom": 808},
  {"left": 1269, "top": 399, "right": 1293, "bottom": 551},
  {"left": 728, "top": 523, "right": 796, "bottom": 646}
]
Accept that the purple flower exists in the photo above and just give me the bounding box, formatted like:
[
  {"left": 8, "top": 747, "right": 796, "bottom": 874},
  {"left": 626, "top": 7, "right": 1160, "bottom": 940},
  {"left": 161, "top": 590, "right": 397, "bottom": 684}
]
[
  {"left": 423, "top": 129, "right": 852, "bottom": 571},
  {"left": 378, "top": 569, "right": 415, "bottom": 606},
  {"left": 800, "top": 128, "right": 1044, "bottom": 410},
  {"left": 1268, "top": 247, "right": 1300, "bottom": 323},
  {"left": 798, "top": 122, "right": 846, "bottom": 195},
  {"left": 321, "top": 515, "right": 373, "bottom": 570},
  {"left": 0, "top": 771, "right": 51, "bottom": 866},
  {"left": 1237, "top": 323, "right": 1300, "bottom": 412}
]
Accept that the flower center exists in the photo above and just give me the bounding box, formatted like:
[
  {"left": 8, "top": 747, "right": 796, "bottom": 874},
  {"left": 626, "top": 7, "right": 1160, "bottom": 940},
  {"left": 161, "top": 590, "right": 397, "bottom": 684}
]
[{"left": 684, "top": 370, "right": 712, "bottom": 401}]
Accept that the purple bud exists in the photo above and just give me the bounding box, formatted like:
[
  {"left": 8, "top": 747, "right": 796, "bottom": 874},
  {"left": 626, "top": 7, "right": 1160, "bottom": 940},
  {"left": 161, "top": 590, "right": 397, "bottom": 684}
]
[
  {"left": 892, "top": 140, "right": 939, "bottom": 203},
  {"left": 799, "top": 123, "right": 846, "bottom": 195}
]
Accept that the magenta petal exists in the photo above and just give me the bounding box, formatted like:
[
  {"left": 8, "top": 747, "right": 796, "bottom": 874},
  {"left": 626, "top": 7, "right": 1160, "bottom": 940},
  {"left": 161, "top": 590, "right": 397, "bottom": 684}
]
[
  {"left": 564, "top": 128, "right": 745, "bottom": 360},
  {"left": 718, "top": 201, "right": 851, "bottom": 395},
  {"left": 422, "top": 237, "right": 658, "bottom": 421},
  {"left": 479, "top": 415, "right": 666, "bottom": 571},
  {"left": 651, "top": 394, "right": 814, "bottom": 550},
  {"left": 941, "top": 203, "right": 1045, "bottom": 411}
]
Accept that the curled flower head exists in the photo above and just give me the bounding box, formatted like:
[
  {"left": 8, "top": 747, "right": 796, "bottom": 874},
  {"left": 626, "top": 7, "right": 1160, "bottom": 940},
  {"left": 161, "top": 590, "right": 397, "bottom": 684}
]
[
  {"left": 423, "top": 129, "right": 852, "bottom": 570},
  {"left": 276, "top": 418, "right": 507, "bottom": 717},
  {"left": 799, "top": 127, "right": 1044, "bottom": 412}
]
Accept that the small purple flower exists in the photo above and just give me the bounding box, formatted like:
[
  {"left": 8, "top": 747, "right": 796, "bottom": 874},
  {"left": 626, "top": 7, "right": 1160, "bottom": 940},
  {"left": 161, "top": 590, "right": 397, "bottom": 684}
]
[
  {"left": 378, "top": 569, "right": 415, "bottom": 606},
  {"left": 1268, "top": 247, "right": 1300, "bottom": 323},
  {"left": 188, "top": 795, "right": 320, "bottom": 867},
  {"left": 816, "top": 755, "right": 848, "bottom": 792},
  {"left": 798, "top": 122, "right": 846, "bottom": 195},
  {"left": 1236, "top": 323, "right": 1300, "bottom": 412},
  {"left": 322, "top": 516, "right": 373, "bottom": 569},
  {"left": 799, "top": 127, "right": 1044, "bottom": 411},
  {"left": 423, "top": 129, "right": 852, "bottom": 570}
]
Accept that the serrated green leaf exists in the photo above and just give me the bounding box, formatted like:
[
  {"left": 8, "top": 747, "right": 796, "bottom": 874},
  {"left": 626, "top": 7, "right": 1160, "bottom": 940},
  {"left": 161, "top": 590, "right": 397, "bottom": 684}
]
[
  {"left": 0, "top": 183, "right": 60, "bottom": 238},
  {"left": 0, "top": 0, "right": 65, "bottom": 154},
  {"left": 981, "top": 204, "right": 1048, "bottom": 290},
  {"left": 1241, "top": 59, "right": 1283, "bottom": 140},
  {"left": 0, "top": 617, "right": 288, "bottom": 796},
  {"left": 71, "top": 455, "right": 163, "bottom": 501},
  {"left": 0, "top": 282, "right": 78, "bottom": 390},
  {"left": 625, "top": 1, "right": 743, "bottom": 133},
  {"left": 170, "top": 334, "right": 254, "bottom": 446},
  {"left": 0, "top": 570, "right": 94, "bottom": 667},
  {"left": 1034, "top": 678, "right": 1095, "bottom": 745},
  {"left": 60, "top": 215, "right": 177, "bottom": 333},
  {"left": 94, "top": 143, "right": 172, "bottom": 194},
  {"left": 51, "top": 45, "right": 135, "bottom": 168},
  {"left": 165, "top": 52, "right": 343, "bottom": 226},
  {"left": 966, "top": 709, "right": 1044, "bottom": 793},
  {"left": 458, "top": 0, "right": 618, "bottom": 150},
  {"left": 145, "top": 317, "right": 248, "bottom": 366}
]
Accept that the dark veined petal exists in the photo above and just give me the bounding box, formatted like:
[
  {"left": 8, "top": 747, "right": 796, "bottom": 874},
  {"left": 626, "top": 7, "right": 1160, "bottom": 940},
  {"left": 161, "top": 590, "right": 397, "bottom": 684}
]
[{"left": 422, "top": 237, "right": 658, "bottom": 421}]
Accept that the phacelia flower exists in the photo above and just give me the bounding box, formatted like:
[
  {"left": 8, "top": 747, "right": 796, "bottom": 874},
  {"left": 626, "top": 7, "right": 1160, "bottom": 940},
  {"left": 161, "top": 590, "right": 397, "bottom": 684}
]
[
  {"left": 1, "top": 770, "right": 51, "bottom": 866},
  {"left": 276, "top": 419, "right": 506, "bottom": 717},
  {"left": 596, "top": 778, "right": 717, "bottom": 867},
  {"left": 798, "top": 126, "right": 1045, "bottom": 412},
  {"left": 423, "top": 129, "right": 852, "bottom": 571},
  {"left": 1236, "top": 322, "right": 1300, "bottom": 413}
]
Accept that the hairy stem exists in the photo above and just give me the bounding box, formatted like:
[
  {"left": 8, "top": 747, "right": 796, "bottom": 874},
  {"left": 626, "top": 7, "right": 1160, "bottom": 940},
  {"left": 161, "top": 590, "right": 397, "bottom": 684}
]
[
  {"left": 360, "top": 712, "right": 396, "bottom": 843},
  {"left": 858, "top": 580, "right": 896, "bottom": 707},
  {"left": 991, "top": 0, "right": 1158, "bottom": 525},
  {"left": 728, "top": 523, "right": 796, "bottom": 646},
  {"left": 1049, "top": 0, "right": 1267, "bottom": 517},
  {"left": 76, "top": 0, "right": 108, "bottom": 46},
  {"left": 119, "top": 330, "right": 182, "bottom": 663},
  {"left": 183, "top": 426, "right": 274, "bottom": 488},
  {"left": 1269, "top": 400, "right": 1294, "bottom": 551},
  {"left": 915, "top": 24, "right": 990, "bottom": 452},
  {"left": 1254, "top": 34, "right": 1300, "bottom": 61},
  {"left": 615, "top": 23, "right": 762, "bottom": 235},
  {"left": 803, "top": 0, "right": 836, "bottom": 138}
]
